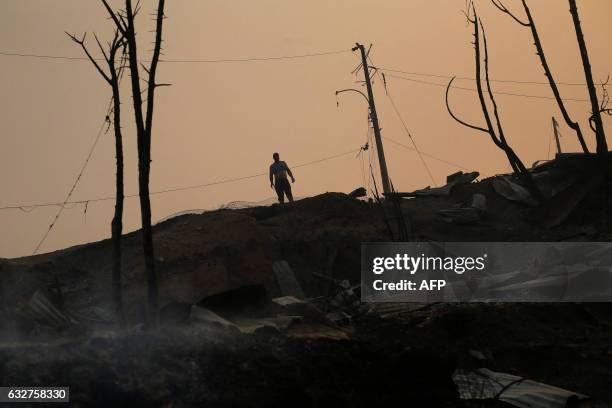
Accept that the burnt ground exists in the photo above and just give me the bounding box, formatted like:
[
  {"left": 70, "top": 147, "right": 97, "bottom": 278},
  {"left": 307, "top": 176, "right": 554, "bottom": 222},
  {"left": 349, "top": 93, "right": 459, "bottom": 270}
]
[
  {"left": 1, "top": 164, "right": 612, "bottom": 407},
  {"left": 0, "top": 302, "right": 611, "bottom": 407}
]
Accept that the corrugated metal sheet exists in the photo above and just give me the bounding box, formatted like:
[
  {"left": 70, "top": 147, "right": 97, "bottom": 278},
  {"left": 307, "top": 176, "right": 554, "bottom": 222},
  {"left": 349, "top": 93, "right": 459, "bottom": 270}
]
[{"left": 453, "top": 368, "right": 589, "bottom": 408}]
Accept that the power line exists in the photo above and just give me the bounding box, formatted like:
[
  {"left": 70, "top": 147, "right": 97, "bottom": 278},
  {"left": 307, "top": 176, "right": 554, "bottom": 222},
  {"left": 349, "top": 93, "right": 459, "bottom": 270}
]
[
  {"left": 382, "top": 136, "right": 472, "bottom": 172},
  {"left": 0, "top": 49, "right": 351, "bottom": 64},
  {"left": 2, "top": 48, "right": 606, "bottom": 86},
  {"left": 363, "top": 56, "right": 477, "bottom": 181},
  {"left": 384, "top": 73, "right": 590, "bottom": 103},
  {"left": 367, "top": 54, "right": 437, "bottom": 187},
  {"left": 376, "top": 66, "right": 604, "bottom": 87},
  {"left": 0, "top": 147, "right": 361, "bottom": 213},
  {"left": 31, "top": 99, "right": 113, "bottom": 255},
  {"left": 293, "top": 148, "right": 360, "bottom": 169},
  {"left": 30, "top": 53, "right": 130, "bottom": 254},
  {"left": 385, "top": 90, "right": 437, "bottom": 187},
  {"left": 159, "top": 49, "right": 352, "bottom": 63},
  {"left": 0, "top": 51, "right": 93, "bottom": 61}
]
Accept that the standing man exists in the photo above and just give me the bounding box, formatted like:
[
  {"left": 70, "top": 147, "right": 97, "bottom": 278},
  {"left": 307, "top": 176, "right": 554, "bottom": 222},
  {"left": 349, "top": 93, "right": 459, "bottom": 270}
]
[{"left": 269, "top": 152, "right": 295, "bottom": 203}]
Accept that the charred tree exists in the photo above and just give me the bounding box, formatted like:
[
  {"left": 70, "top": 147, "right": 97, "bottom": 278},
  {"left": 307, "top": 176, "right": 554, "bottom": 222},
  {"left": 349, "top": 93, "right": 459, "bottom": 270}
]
[
  {"left": 446, "top": 3, "right": 542, "bottom": 201},
  {"left": 67, "top": 30, "right": 127, "bottom": 326},
  {"left": 492, "top": 0, "right": 590, "bottom": 153},
  {"left": 568, "top": 0, "right": 608, "bottom": 157},
  {"left": 101, "top": 0, "right": 168, "bottom": 325}
]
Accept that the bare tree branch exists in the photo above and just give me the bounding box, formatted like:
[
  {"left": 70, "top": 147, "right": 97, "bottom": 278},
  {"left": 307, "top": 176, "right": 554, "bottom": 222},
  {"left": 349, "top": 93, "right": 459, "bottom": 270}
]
[
  {"left": 445, "top": 77, "right": 489, "bottom": 133},
  {"left": 480, "top": 19, "right": 522, "bottom": 174},
  {"left": 124, "top": 0, "right": 146, "bottom": 135},
  {"left": 93, "top": 33, "right": 109, "bottom": 63},
  {"left": 491, "top": 0, "right": 529, "bottom": 26},
  {"left": 140, "top": 63, "right": 150, "bottom": 75},
  {"left": 480, "top": 20, "right": 507, "bottom": 146},
  {"left": 472, "top": 6, "right": 503, "bottom": 149},
  {"left": 133, "top": 0, "right": 142, "bottom": 17},
  {"left": 101, "top": 0, "right": 127, "bottom": 34},
  {"left": 569, "top": 0, "right": 608, "bottom": 155},
  {"left": 144, "top": 0, "right": 166, "bottom": 135},
  {"left": 493, "top": 0, "right": 589, "bottom": 153},
  {"left": 590, "top": 78, "right": 611, "bottom": 132},
  {"left": 65, "top": 32, "right": 111, "bottom": 83},
  {"left": 450, "top": 3, "right": 542, "bottom": 199},
  {"left": 67, "top": 10, "right": 128, "bottom": 326},
  {"left": 121, "top": 0, "right": 166, "bottom": 325}
]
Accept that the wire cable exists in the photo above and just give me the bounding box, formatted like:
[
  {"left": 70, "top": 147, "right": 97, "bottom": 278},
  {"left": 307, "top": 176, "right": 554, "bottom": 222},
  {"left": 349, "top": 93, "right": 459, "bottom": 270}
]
[
  {"left": 367, "top": 54, "right": 437, "bottom": 186},
  {"left": 1, "top": 147, "right": 360, "bottom": 213},
  {"left": 376, "top": 66, "right": 604, "bottom": 87},
  {"left": 381, "top": 73, "right": 437, "bottom": 186},
  {"left": 0, "top": 49, "right": 351, "bottom": 64},
  {"left": 386, "top": 92, "right": 437, "bottom": 186},
  {"left": 31, "top": 99, "right": 112, "bottom": 255},
  {"left": 4, "top": 48, "right": 603, "bottom": 86},
  {"left": 383, "top": 73, "right": 590, "bottom": 103},
  {"left": 382, "top": 136, "right": 471, "bottom": 172},
  {"left": 31, "top": 57, "right": 130, "bottom": 254}
]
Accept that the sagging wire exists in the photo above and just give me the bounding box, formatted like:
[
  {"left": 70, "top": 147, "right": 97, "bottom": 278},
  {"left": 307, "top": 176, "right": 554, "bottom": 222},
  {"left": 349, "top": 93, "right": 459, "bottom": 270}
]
[{"left": 381, "top": 71, "right": 437, "bottom": 186}]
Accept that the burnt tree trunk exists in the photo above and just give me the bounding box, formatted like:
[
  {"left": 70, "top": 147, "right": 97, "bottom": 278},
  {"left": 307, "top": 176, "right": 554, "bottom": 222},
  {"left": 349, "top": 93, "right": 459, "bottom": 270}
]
[
  {"left": 109, "top": 49, "right": 125, "bottom": 326},
  {"left": 493, "top": 0, "right": 590, "bottom": 153},
  {"left": 123, "top": 0, "right": 166, "bottom": 325},
  {"left": 523, "top": 0, "right": 590, "bottom": 153},
  {"left": 568, "top": 0, "right": 608, "bottom": 156},
  {"left": 100, "top": 0, "right": 167, "bottom": 325},
  {"left": 67, "top": 29, "right": 127, "bottom": 325},
  {"left": 476, "top": 16, "right": 543, "bottom": 200},
  {"left": 446, "top": 3, "right": 543, "bottom": 201}
]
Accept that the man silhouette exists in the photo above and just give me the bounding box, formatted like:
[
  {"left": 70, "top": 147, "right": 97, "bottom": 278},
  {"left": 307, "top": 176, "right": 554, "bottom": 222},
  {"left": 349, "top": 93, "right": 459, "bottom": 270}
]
[{"left": 269, "top": 152, "right": 295, "bottom": 203}]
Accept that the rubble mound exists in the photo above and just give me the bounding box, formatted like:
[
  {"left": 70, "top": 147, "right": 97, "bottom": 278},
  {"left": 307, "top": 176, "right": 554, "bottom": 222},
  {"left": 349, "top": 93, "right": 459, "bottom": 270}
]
[
  {"left": 0, "top": 192, "right": 385, "bottom": 326},
  {"left": 1, "top": 173, "right": 612, "bottom": 406}
]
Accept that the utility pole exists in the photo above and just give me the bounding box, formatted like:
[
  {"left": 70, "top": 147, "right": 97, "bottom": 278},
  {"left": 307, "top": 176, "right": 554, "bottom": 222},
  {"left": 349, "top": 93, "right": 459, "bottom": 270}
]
[
  {"left": 354, "top": 43, "right": 392, "bottom": 195},
  {"left": 552, "top": 116, "right": 562, "bottom": 156}
]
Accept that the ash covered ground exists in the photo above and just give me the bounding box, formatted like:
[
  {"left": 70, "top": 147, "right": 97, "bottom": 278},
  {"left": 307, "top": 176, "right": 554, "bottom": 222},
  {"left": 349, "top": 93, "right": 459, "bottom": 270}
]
[{"left": 2, "top": 159, "right": 612, "bottom": 407}]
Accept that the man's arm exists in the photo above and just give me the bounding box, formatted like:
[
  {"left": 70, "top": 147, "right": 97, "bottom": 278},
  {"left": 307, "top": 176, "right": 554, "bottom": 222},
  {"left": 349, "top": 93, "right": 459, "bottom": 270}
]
[
  {"left": 285, "top": 163, "right": 295, "bottom": 182},
  {"left": 269, "top": 165, "right": 274, "bottom": 188}
]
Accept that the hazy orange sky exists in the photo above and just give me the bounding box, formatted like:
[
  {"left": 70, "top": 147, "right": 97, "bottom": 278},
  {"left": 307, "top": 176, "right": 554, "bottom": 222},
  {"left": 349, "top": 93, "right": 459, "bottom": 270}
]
[{"left": 1, "top": 0, "right": 611, "bottom": 258}]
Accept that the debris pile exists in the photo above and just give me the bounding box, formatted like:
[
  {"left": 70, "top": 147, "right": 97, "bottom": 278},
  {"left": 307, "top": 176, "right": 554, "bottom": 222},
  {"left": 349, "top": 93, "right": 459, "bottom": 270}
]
[{"left": 1, "top": 162, "right": 611, "bottom": 406}]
